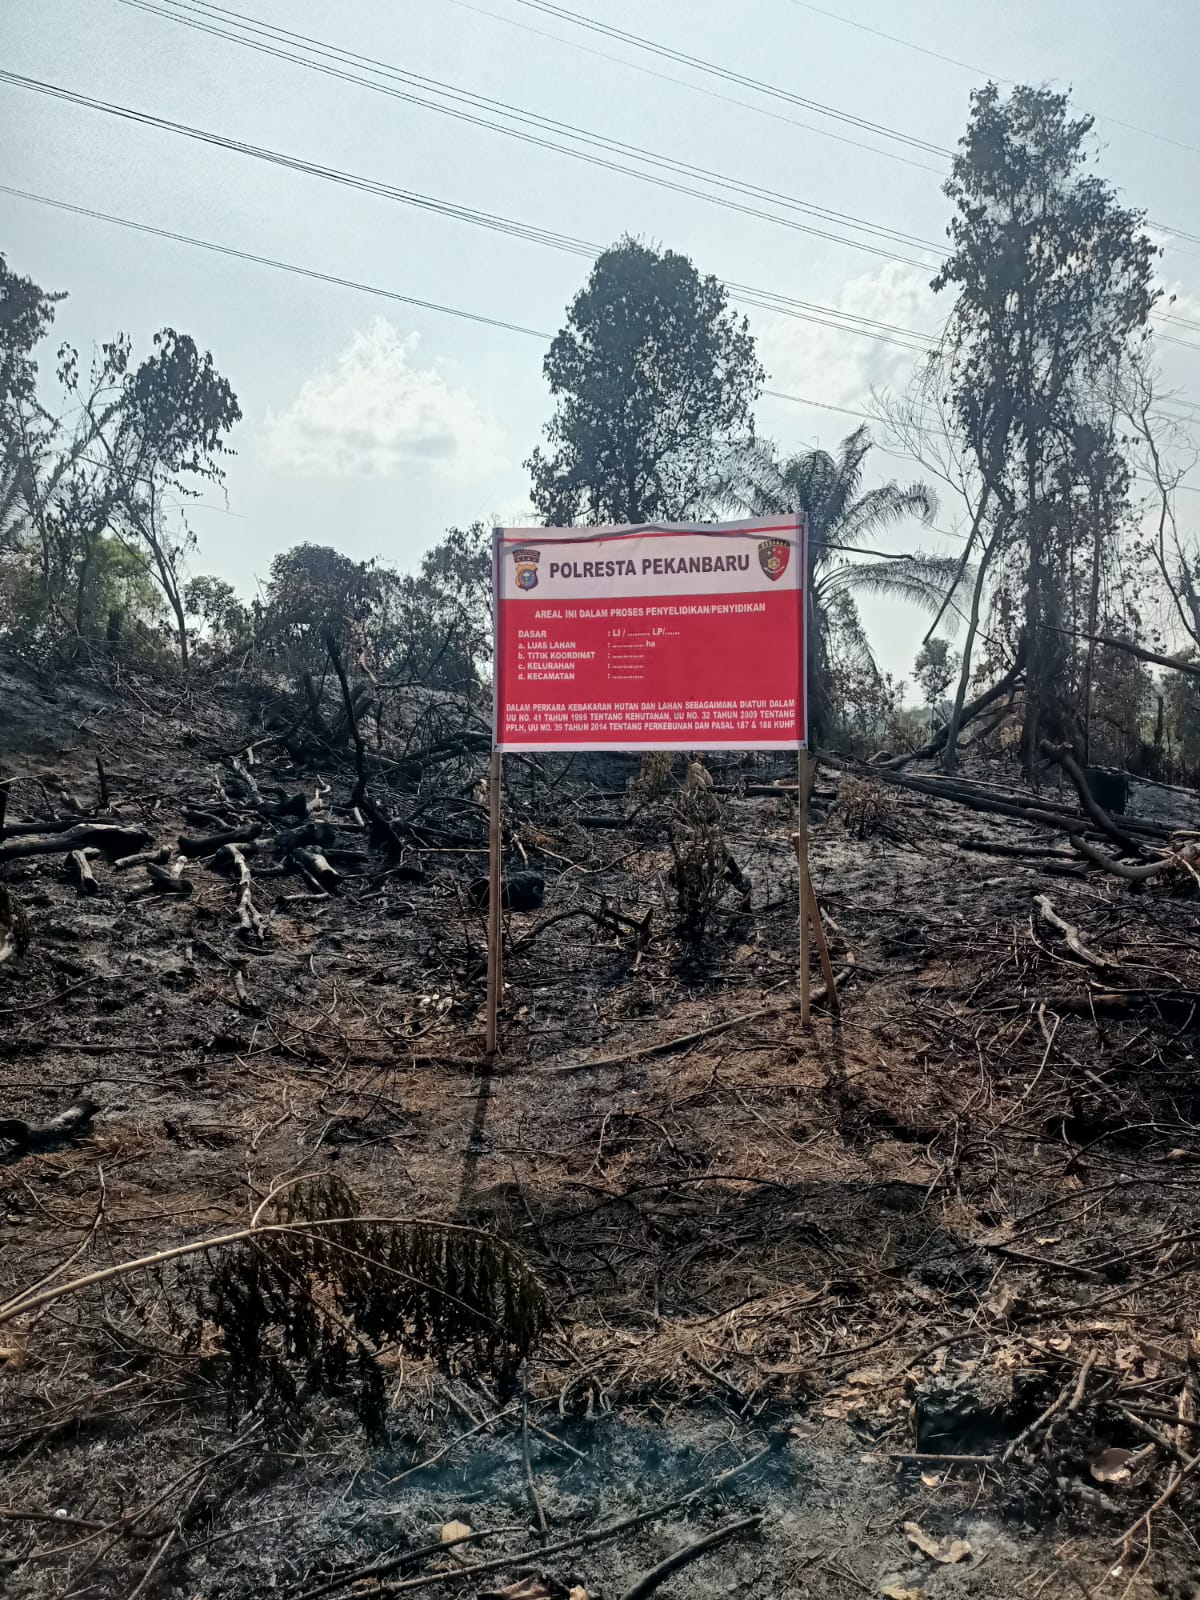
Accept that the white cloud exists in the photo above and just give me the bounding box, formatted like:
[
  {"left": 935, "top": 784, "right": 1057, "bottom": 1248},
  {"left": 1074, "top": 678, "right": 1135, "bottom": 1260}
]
[
  {"left": 750, "top": 261, "right": 939, "bottom": 413},
  {"left": 262, "top": 320, "right": 505, "bottom": 479}
]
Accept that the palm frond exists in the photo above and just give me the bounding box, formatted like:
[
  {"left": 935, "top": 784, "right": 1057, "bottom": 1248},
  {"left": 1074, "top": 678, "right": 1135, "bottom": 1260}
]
[
  {"left": 832, "top": 481, "right": 939, "bottom": 549},
  {"left": 708, "top": 438, "right": 791, "bottom": 517},
  {"left": 826, "top": 425, "right": 873, "bottom": 528},
  {"left": 818, "top": 552, "right": 971, "bottom": 621}
]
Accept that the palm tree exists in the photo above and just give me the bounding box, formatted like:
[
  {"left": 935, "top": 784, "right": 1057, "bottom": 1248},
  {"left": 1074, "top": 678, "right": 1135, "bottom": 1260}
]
[{"left": 722, "top": 426, "right": 963, "bottom": 741}]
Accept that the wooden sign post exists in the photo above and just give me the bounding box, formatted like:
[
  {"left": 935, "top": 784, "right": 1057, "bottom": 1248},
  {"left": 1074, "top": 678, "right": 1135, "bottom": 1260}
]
[
  {"left": 794, "top": 749, "right": 837, "bottom": 1026},
  {"left": 485, "top": 750, "right": 503, "bottom": 1057},
  {"left": 797, "top": 750, "right": 813, "bottom": 1025}
]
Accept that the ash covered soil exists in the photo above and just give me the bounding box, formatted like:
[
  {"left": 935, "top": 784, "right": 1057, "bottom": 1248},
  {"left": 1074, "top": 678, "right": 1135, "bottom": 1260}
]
[{"left": 2, "top": 653, "right": 1200, "bottom": 1600}]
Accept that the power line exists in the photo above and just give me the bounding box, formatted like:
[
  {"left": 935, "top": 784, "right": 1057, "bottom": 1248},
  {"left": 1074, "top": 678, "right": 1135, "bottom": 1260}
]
[
  {"left": 3, "top": 183, "right": 965, "bottom": 549},
  {"left": 117, "top": 0, "right": 1200, "bottom": 304},
  {"left": 440, "top": 0, "right": 945, "bottom": 175},
  {"left": 105, "top": 1, "right": 1200, "bottom": 338},
  {"left": 784, "top": 0, "right": 1200, "bottom": 160},
  {"left": 6, "top": 61, "right": 1196, "bottom": 361},
  {"left": 108, "top": 0, "right": 944, "bottom": 267},
  {"left": 0, "top": 183, "right": 556, "bottom": 339},
  {"left": 511, "top": 0, "right": 1200, "bottom": 251},
  {"left": 6, "top": 182, "right": 1197, "bottom": 517},
  {"left": 0, "top": 183, "right": 951, "bottom": 429},
  {"left": 0, "top": 69, "right": 947, "bottom": 353},
  {"left": 128, "top": 0, "right": 1200, "bottom": 264},
  {"left": 478, "top": 0, "right": 1200, "bottom": 260},
  {"left": 763, "top": 387, "right": 1200, "bottom": 497},
  {"left": 0, "top": 180, "right": 934, "bottom": 359},
  {"left": 508, "top": 0, "right": 949, "bottom": 157}
]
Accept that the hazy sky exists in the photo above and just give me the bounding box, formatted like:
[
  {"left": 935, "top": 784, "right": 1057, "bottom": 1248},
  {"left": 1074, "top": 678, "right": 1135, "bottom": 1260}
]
[{"left": 5, "top": 0, "right": 1200, "bottom": 681}]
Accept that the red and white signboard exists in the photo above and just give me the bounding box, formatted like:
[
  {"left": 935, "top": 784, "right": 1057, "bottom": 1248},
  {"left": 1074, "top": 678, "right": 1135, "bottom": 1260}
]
[{"left": 493, "top": 517, "right": 806, "bottom": 752}]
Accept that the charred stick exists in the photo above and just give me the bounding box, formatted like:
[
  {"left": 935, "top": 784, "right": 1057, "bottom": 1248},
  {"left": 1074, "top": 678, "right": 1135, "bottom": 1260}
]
[
  {"left": 114, "top": 846, "right": 170, "bottom": 873},
  {"left": 1034, "top": 895, "right": 1115, "bottom": 970},
  {"left": 1114, "top": 1448, "right": 1200, "bottom": 1549},
  {"left": 0, "top": 824, "right": 152, "bottom": 863},
  {"left": 229, "top": 755, "right": 262, "bottom": 803},
  {"left": 292, "top": 847, "right": 340, "bottom": 893},
  {"left": 66, "top": 848, "right": 101, "bottom": 897},
  {"left": 959, "top": 838, "right": 1076, "bottom": 861},
  {"left": 178, "top": 822, "right": 262, "bottom": 859},
  {"left": 146, "top": 857, "right": 194, "bottom": 897},
  {"left": 321, "top": 626, "right": 416, "bottom": 871},
  {"left": 834, "top": 760, "right": 1169, "bottom": 841},
  {"left": 0, "top": 1097, "right": 97, "bottom": 1151},
  {"left": 0, "top": 813, "right": 105, "bottom": 840},
  {"left": 301, "top": 670, "right": 331, "bottom": 738},
  {"left": 273, "top": 821, "right": 336, "bottom": 855},
  {"left": 257, "top": 791, "right": 309, "bottom": 823},
  {"left": 1069, "top": 836, "right": 1186, "bottom": 881},
  {"left": 183, "top": 806, "right": 232, "bottom": 830},
  {"left": 617, "top": 1515, "right": 762, "bottom": 1600},
  {"left": 559, "top": 974, "right": 851, "bottom": 1072},
  {"left": 214, "top": 843, "right": 265, "bottom": 942},
  {"left": 363, "top": 1443, "right": 777, "bottom": 1596}
]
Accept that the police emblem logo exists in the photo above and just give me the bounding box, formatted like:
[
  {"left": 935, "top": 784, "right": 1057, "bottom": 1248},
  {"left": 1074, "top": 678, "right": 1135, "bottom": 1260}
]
[
  {"left": 511, "top": 546, "right": 541, "bottom": 591},
  {"left": 758, "top": 538, "right": 790, "bottom": 581}
]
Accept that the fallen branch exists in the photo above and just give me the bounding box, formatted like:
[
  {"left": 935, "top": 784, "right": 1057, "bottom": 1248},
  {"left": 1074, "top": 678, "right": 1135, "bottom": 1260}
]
[
  {"left": 114, "top": 845, "right": 170, "bottom": 873},
  {"left": 293, "top": 846, "right": 340, "bottom": 894},
  {"left": 1041, "top": 742, "right": 1143, "bottom": 855},
  {"left": 178, "top": 822, "right": 262, "bottom": 859},
  {"left": 1039, "top": 984, "right": 1200, "bottom": 1015},
  {"left": 215, "top": 843, "right": 265, "bottom": 941},
  {"left": 274, "top": 820, "right": 336, "bottom": 855},
  {"left": 0, "top": 823, "right": 152, "bottom": 864},
  {"left": 228, "top": 755, "right": 262, "bottom": 803},
  {"left": 888, "top": 1451, "right": 995, "bottom": 1468},
  {"left": 294, "top": 1524, "right": 522, "bottom": 1600},
  {"left": 841, "top": 761, "right": 1168, "bottom": 841},
  {"left": 1114, "top": 1447, "right": 1200, "bottom": 1549},
  {"left": 355, "top": 1440, "right": 779, "bottom": 1597},
  {"left": 0, "top": 813, "right": 107, "bottom": 840},
  {"left": 65, "top": 847, "right": 100, "bottom": 897},
  {"left": 0, "top": 1097, "right": 97, "bottom": 1152},
  {"left": 617, "top": 1515, "right": 762, "bottom": 1600},
  {"left": 1047, "top": 626, "right": 1200, "bottom": 682},
  {"left": 1069, "top": 835, "right": 1190, "bottom": 882},
  {"left": 510, "top": 904, "right": 648, "bottom": 954},
  {"left": 959, "top": 838, "right": 1076, "bottom": 861},
  {"left": 884, "top": 654, "right": 1024, "bottom": 770},
  {"left": 558, "top": 969, "right": 850, "bottom": 1072},
  {"left": 146, "top": 856, "right": 194, "bottom": 897},
  {"left": 1033, "top": 895, "right": 1114, "bottom": 970}
]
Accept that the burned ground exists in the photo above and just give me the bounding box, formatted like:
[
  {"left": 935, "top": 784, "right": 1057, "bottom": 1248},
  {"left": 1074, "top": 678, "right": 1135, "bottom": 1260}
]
[{"left": 2, "top": 654, "right": 1200, "bottom": 1600}]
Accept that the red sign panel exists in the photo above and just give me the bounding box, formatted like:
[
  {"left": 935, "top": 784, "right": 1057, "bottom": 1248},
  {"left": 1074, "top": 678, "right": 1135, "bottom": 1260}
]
[{"left": 493, "top": 517, "right": 807, "bottom": 752}]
